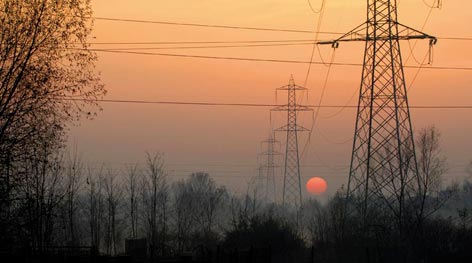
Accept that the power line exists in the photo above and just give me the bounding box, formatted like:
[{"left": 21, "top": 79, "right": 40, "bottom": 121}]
[
  {"left": 86, "top": 160, "right": 349, "bottom": 168},
  {"left": 85, "top": 165, "right": 469, "bottom": 176},
  {"left": 439, "top": 37, "right": 472, "bottom": 41},
  {"left": 86, "top": 48, "right": 357, "bottom": 65},
  {"left": 79, "top": 99, "right": 276, "bottom": 107},
  {"left": 85, "top": 37, "right": 472, "bottom": 46},
  {"left": 92, "top": 16, "right": 472, "bottom": 41},
  {"left": 65, "top": 98, "right": 472, "bottom": 109},
  {"left": 86, "top": 42, "right": 314, "bottom": 51},
  {"left": 85, "top": 39, "right": 316, "bottom": 45},
  {"left": 85, "top": 49, "right": 472, "bottom": 71},
  {"left": 2, "top": 9, "right": 468, "bottom": 42},
  {"left": 94, "top": 16, "right": 326, "bottom": 34}
]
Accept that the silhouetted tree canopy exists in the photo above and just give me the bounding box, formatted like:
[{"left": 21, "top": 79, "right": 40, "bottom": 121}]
[
  {"left": 0, "top": 0, "right": 105, "bottom": 161},
  {"left": 0, "top": 0, "right": 104, "bottom": 253}
]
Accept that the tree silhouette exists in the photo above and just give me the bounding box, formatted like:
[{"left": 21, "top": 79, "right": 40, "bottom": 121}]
[{"left": 0, "top": 0, "right": 105, "bottom": 251}]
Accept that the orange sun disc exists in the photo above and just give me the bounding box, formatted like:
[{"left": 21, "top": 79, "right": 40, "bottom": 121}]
[{"left": 306, "top": 177, "right": 328, "bottom": 195}]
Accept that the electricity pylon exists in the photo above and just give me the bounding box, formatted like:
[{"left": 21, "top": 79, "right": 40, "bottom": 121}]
[
  {"left": 251, "top": 165, "right": 266, "bottom": 204},
  {"left": 260, "top": 134, "right": 281, "bottom": 204},
  {"left": 320, "top": 1, "right": 437, "bottom": 226},
  {"left": 272, "top": 76, "right": 312, "bottom": 208}
]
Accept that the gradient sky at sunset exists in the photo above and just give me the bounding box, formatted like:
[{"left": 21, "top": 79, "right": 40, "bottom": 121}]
[{"left": 69, "top": 1, "right": 472, "bottom": 198}]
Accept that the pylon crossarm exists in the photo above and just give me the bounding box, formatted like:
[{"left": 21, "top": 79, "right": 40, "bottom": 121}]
[
  {"left": 262, "top": 138, "right": 279, "bottom": 144},
  {"left": 272, "top": 105, "right": 313, "bottom": 112},
  {"left": 318, "top": 22, "right": 367, "bottom": 48},
  {"left": 259, "top": 151, "right": 283, "bottom": 156},
  {"left": 275, "top": 124, "right": 310, "bottom": 132},
  {"left": 276, "top": 84, "right": 306, "bottom": 91},
  {"left": 396, "top": 22, "right": 437, "bottom": 43},
  {"left": 318, "top": 21, "right": 437, "bottom": 48}
]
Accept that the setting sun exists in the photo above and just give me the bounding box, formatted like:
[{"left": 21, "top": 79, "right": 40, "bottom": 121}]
[{"left": 306, "top": 177, "right": 328, "bottom": 195}]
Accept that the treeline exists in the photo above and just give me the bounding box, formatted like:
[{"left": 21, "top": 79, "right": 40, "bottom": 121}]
[
  {"left": 297, "top": 127, "right": 472, "bottom": 263},
  {"left": 0, "top": 150, "right": 303, "bottom": 261},
  {"left": 1, "top": 149, "right": 472, "bottom": 263},
  {"left": 300, "top": 185, "right": 472, "bottom": 263},
  {"left": 0, "top": 151, "right": 225, "bottom": 256}
]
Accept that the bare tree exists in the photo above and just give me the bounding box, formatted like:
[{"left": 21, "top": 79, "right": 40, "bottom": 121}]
[
  {"left": 141, "top": 153, "right": 168, "bottom": 259},
  {"left": 301, "top": 199, "right": 328, "bottom": 246},
  {"left": 187, "top": 172, "right": 227, "bottom": 243},
  {"left": 172, "top": 180, "right": 194, "bottom": 252},
  {"left": 0, "top": 0, "right": 105, "bottom": 161},
  {"left": 63, "top": 146, "right": 83, "bottom": 246},
  {"left": 19, "top": 140, "right": 65, "bottom": 253},
  {"left": 355, "top": 127, "right": 448, "bottom": 237},
  {"left": 414, "top": 126, "right": 451, "bottom": 227},
  {"left": 0, "top": 0, "right": 105, "bottom": 250},
  {"left": 87, "top": 166, "right": 104, "bottom": 253},
  {"left": 126, "top": 164, "right": 140, "bottom": 239},
  {"left": 103, "top": 169, "right": 123, "bottom": 256}
]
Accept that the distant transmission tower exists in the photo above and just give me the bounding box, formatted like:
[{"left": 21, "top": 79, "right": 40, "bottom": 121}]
[
  {"left": 320, "top": 1, "right": 436, "bottom": 225},
  {"left": 251, "top": 165, "right": 266, "bottom": 204},
  {"left": 272, "top": 76, "right": 312, "bottom": 208},
  {"left": 260, "top": 134, "right": 281, "bottom": 203}
]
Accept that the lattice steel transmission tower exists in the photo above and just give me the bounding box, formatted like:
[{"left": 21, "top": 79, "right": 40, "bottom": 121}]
[
  {"left": 250, "top": 165, "right": 266, "bottom": 204},
  {"left": 272, "top": 76, "right": 312, "bottom": 208},
  {"left": 320, "top": 1, "right": 436, "bottom": 225},
  {"left": 260, "top": 134, "right": 281, "bottom": 203}
]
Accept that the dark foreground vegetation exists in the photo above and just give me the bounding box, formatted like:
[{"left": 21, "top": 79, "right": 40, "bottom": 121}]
[
  {"left": 1, "top": 0, "right": 472, "bottom": 262},
  {"left": 1, "top": 145, "right": 472, "bottom": 263}
]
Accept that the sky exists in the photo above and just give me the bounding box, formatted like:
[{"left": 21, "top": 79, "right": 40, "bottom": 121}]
[{"left": 69, "top": 0, "right": 472, "bottom": 200}]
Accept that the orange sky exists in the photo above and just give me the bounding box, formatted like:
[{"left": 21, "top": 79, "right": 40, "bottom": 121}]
[{"left": 69, "top": 0, "right": 472, "bottom": 198}]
